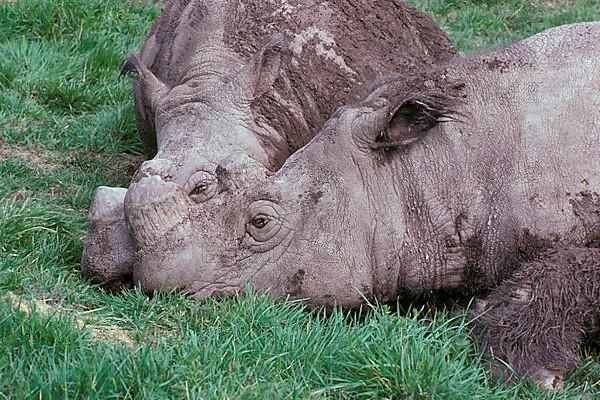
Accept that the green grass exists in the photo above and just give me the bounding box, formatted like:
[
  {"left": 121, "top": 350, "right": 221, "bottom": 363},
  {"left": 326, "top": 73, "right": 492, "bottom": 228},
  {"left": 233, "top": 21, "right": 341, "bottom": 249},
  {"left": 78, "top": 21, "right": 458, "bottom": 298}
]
[
  {"left": 408, "top": 0, "right": 600, "bottom": 51},
  {"left": 0, "top": 0, "right": 598, "bottom": 398}
]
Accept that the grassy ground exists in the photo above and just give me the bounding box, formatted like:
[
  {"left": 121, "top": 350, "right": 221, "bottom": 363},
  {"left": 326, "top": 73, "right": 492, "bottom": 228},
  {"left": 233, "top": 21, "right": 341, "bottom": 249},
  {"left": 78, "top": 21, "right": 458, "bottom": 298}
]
[{"left": 0, "top": 0, "right": 598, "bottom": 398}]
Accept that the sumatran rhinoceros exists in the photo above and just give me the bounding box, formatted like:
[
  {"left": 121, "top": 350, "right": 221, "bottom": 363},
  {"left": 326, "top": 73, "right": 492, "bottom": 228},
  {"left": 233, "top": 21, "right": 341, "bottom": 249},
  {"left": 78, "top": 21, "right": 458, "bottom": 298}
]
[
  {"left": 124, "top": 22, "right": 600, "bottom": 384},
  {"left": 129, "top": 22, "right": 600, "bottom": 301},
  {"left": 81, "top": 0, "right": 456, "bottom": 287}
]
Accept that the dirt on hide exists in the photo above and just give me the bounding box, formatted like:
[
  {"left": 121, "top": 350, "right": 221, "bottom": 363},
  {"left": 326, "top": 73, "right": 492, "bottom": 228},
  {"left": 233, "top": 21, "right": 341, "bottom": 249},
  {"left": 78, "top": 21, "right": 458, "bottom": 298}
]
[
  {"left": 471, "top": 247, "right": 600, "bottom": 388},
  {"left": 569, "top": 190, "right": 600, "bottom": 247},
  {"left": 460, "top": 229, "right": 555, "bottom": 297},
  {"left": 136, "top": 0, "right": 457, "bottom": 157},
  {"left": 228, "top": 0, "right": 457, "bottom": 151}
]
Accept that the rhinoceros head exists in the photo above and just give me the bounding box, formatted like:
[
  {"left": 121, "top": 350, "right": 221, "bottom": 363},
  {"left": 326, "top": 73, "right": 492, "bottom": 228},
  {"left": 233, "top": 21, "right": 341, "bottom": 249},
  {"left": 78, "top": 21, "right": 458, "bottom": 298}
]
[
  {"left": 125, "top": 33, "right": 288, "bottom": 196},
  {"left": 81, "top": 34, "right": 289, "bottom": 287}
]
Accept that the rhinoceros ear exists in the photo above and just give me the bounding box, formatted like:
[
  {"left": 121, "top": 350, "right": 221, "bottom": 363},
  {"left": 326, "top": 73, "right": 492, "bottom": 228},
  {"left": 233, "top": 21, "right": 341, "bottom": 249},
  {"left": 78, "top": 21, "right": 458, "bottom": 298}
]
[
  {"left": 233, "top": 34, "right": 288, "bottom": 101},
  {"left": 122, "top": 53, "right": 169, "bottom": 120},
  {"left": 373, "top": 90, "right": 461, "bottom": 149},
  {"left": 122, "top": 53, "right": 169, "bottom": 157}
]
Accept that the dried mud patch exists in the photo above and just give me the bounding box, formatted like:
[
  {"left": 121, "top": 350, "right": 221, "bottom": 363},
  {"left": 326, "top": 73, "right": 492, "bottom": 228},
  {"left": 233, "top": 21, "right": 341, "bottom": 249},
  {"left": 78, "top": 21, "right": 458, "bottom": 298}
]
[
  {"left": 0, "top": 139, "right": 61, "bottom": 171},
  {"left": 2, "top": 291, "right": 136, "bottom": 347},
  {"left": 5, "top": 190, "right": 34, "bottom": 201},
  {"left": 86, "top": 323, "right": 136, "bottom": 347},
  {"left": 67, "top": 149, "right": 145, "bottom": 180}
]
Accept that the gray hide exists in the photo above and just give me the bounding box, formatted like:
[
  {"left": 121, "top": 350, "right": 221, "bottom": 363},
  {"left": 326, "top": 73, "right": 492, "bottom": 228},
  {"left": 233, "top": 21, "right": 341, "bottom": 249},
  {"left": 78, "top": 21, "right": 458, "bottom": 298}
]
[
  {"left": 82, "top": 0, "right": 456, "bottom": 286},
  {"left": 129, "top": 22, "right": 600, "bottom": 306}
]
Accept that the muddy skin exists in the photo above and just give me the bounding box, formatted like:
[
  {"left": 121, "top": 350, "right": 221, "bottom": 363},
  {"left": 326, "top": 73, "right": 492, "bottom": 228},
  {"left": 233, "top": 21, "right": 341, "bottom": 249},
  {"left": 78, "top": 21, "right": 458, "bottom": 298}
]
[
  {"left": 471, "top": 247, "right": 600, "bottom": 390},
  {"left": 82, "top": 0, "right": 457, "bottom": 286},
  {"left": 133, "top": 0, "right": 457, "bottom": 160}
]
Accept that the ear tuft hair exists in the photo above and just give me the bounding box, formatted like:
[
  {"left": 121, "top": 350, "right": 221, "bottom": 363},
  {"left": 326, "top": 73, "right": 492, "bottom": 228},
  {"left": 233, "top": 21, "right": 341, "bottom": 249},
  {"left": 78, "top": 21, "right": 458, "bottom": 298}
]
[
  {"left": 374, "top": 90, "right": 463, "bottom": 149},
  {"left": 398, "top": 90, "right": 463, "bottom": 126},
  {"left": 231, "top": 34, "right": 288, "bottom": 102}
]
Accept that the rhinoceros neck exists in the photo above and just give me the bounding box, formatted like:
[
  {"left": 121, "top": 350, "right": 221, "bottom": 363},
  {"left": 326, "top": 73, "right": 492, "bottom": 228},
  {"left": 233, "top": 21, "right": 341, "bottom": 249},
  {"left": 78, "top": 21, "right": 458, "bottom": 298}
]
[
  {"left": 405, "top": 22, "right": 600, "bottom": 291},
  {"left": 370, "top": 144, "right": 468, "bottom": 299}
]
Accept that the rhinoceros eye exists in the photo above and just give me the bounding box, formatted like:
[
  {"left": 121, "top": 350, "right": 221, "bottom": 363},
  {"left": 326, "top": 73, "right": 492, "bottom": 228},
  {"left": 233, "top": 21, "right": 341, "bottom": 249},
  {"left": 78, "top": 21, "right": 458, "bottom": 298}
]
[
  {"left": 185, "top": 171, "right": 218, "bottom": 203},
  {"left": 251, "top": 215, "right": 270, "bottom": 229},
  {"left": 191, "top": 183, "right": 209, "bottom": 195},
  {"left": 243, "top": 201, "right": 292, "bottom": 253}
]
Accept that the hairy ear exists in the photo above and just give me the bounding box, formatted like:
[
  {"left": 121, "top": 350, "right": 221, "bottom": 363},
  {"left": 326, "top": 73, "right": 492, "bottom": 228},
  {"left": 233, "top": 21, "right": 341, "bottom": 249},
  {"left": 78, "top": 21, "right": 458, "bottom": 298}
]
[
  {"left": 121, "top": 53, "right": 169, "bottom": 157},
  {"left": 371, "top": 90, "right": 461, "bottom": 150},
  {"left": 233, "top": 34, "right": 288, "bottom": 101},
  {"left": 121, "top": 53, "right": 169, "bottom": 113}
]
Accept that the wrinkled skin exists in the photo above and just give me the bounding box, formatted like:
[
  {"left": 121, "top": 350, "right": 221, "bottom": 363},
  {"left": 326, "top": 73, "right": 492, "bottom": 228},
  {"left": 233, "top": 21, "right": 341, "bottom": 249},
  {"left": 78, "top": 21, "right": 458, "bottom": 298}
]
[
  {"left": 82, "top": 0, "right": 456, "bottom": 286},
  {"left": 132, "top": 22, "right": 600, "bottom": 304}
]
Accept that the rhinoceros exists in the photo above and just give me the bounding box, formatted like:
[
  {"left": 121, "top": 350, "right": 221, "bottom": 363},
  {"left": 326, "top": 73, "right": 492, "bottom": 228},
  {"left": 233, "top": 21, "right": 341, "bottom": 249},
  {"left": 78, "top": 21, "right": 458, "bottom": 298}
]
[
  {"left": 123, "top": 21, "right": 600, "bottom": 387},
  {"left": 129, "top": 22, "right": 600, "bottom": 304},
  {"left": 81, "top": 0, "right": 456, "bottom": 287}
]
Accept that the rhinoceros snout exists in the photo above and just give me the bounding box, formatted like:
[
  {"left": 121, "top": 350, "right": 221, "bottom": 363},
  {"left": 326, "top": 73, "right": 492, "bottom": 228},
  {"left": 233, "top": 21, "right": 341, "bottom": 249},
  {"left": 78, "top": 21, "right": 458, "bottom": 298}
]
[{"left": 132, "top": 239, "right": 228, "bottom": 296}]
